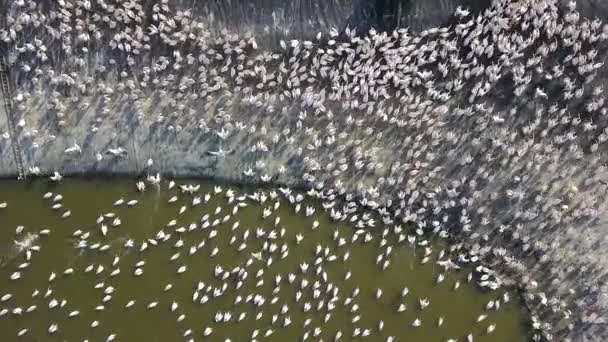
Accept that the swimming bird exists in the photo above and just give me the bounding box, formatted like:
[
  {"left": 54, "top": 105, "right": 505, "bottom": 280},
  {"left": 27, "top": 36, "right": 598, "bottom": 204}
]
[
  {"left": 136, "top": 181, "right": 146, "bottom": 192},
  {"left": 49, "top": 171, "right": 63, "bottom": 182},
  {"left": 48, "top": 323, "right": 58, "bottom": 334}
]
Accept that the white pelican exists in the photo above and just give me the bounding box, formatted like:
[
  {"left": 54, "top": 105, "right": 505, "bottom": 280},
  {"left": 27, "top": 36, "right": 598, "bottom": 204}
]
[
  {"left": 207, "top": 146, "right": 234, "bottom": 157},
  {"left": 48, "top": 323, "right": 58, "bottom": 334},
  {"left": 64, "top": 143, "right": 81, "bottom": 154},
  {"left": 50, "top": 171, "right": 63, "bottom": 182}
]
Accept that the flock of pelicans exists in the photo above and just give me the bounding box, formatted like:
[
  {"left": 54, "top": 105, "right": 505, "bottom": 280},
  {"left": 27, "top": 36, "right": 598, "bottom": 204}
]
[
  {"left": 2, "top": 0, "right": 608, "bottom": 340},
  {"left": 1, "top": 179, "right": 515, "bottom": 341}
]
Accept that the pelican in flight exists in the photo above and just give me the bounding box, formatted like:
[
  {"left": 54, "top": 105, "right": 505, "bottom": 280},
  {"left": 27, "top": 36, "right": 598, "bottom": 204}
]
[
  {"left": 64, "top": 143, "right": 81, "bottom": 154},
  {"left": 207, "top": 146, "right": 235, "bottom": 157}
]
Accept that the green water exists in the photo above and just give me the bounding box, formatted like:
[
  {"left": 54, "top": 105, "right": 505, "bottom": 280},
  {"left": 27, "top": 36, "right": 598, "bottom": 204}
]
[{"left": 0, "top": 178, "right": 530, "bottom": 341}]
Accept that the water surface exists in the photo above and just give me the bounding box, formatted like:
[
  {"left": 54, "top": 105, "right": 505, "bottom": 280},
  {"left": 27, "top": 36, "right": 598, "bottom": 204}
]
[{"left": 0, "top": 178, "right": 530, "bottom": 341}]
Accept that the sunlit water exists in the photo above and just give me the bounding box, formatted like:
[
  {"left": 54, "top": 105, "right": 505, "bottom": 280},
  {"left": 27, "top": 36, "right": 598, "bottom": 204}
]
[{"left": 0, "top": 178, "right": 530, "bottom": 341}]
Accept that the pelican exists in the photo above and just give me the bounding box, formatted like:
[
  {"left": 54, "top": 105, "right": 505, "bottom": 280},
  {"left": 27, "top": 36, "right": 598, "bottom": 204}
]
[
  {"left": 48, "top": 323, "right": 58, "bottom": 334},
  {"left": 455, "top": 6, "right": 470, "bottom": 17},
  {"left": 136, "top": 181, "right": 146, "bottom": 192},
  {"left": 147, "top": 173, "right": 161, "bottom": 185},
  {"left": 207, "top": 146, "right": 234, "bottom": 157},
  {"left": 49, "top": 171, "right": 63, "bottom": 182},
  {"left": 64, "top": 143, "right": 81, "bottom": 154}
]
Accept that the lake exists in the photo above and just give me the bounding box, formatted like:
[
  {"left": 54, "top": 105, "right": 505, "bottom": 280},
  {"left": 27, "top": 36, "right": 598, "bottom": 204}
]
[{"left": 0, "top": 177, "right": 531, "bottom": 341}]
